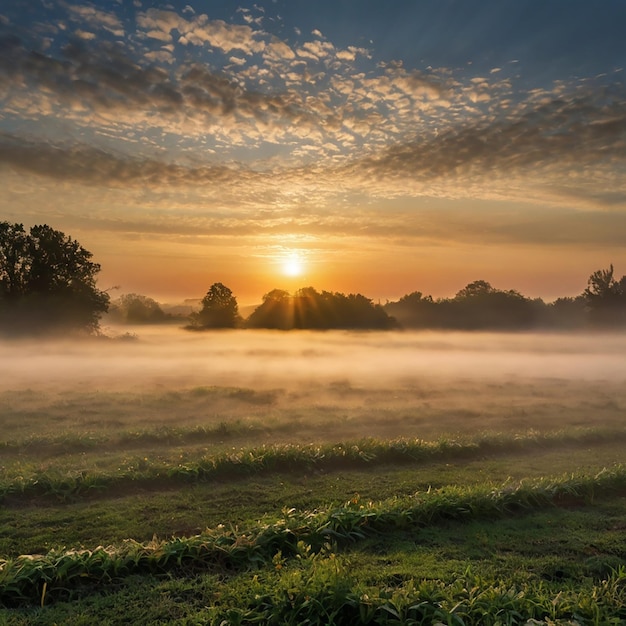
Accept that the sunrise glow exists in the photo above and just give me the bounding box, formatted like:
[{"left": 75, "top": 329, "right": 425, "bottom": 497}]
[{"left": 282, "top": 254, "right": 305, "bottom": 278}]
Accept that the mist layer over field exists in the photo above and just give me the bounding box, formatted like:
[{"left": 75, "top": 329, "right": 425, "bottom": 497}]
[
  {"left": 1, "top": 328, "right": 625, "bottom": 442},
  {"left": 3, "top": 328, "right": 626, "bottom": 389}
]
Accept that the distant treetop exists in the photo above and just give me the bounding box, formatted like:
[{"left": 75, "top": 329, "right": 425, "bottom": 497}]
[
  {"left": 109, "top": 293, "right": 167, "bottom": 324},
  {"left": 188, "top": 282, "right": 241, "bottom": 329}
]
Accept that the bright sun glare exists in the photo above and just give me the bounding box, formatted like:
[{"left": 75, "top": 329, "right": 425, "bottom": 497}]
[{"left": 282, "top": 254, "right": 304, "bottom": 277}]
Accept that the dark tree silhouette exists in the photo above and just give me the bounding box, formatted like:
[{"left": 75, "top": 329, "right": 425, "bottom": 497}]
[
  {"left": 109, "top": 293, "right": 167, "bottom": 324},
  {"left": 246, "top": 289, "right": 292, "bottom": 329},
  {"left": 455, "top": 280, "right": 495, "bottom": 299},
  {"left": 246, "top": 287, "right": 395, "bottom": 329},
  {"left": 0, "top": 222, "right": 29, "bottom": 298},
  {"left": 446, "top": 281, "right": 535, "bottom": 329},
  {"left": 583, "top": 265, "right": 626, "bottom": 325},
  {"left": 384, "top": 291, "right": 438, "bottom": 328},
  {"left": 385, "top": 281, "right": 536, "bottom": 329},
  {"left": 542, "top": 296, "right": 586, "bottom": 328},
  {"left": 190, "top": 283, "right": 240, "bottom": 328},
  {"left": 0, "top": 222, "right": 109, "bottom": 334}
]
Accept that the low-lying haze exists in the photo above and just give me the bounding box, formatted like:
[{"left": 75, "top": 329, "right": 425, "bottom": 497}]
[
  {"left": 1, "top": 329, "right": 625, "bottom": 444},
  {"left": 2, "top": 329, "right": 626, "bottom": 392}
]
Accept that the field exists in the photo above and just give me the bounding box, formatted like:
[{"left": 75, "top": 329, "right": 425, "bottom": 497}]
[{"left": 1, "top": 329, "right": 626, "bottom": 624}]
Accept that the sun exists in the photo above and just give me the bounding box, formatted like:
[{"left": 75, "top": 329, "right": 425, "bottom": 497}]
[{"left": 282, "top": 254, "right": 304, "bottom": 277}]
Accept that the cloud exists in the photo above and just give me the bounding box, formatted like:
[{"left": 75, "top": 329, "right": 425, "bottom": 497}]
[
  {"left": 136, "top": 9, "right": 264, "bottom": 55},
  {"left": 1, "top": 2, "right": 624, "bottom": 230},
  {"left": 263, "top": 37, "right": 296, "bottom": 62},
  {"left": 74, "top": 29, "right": 97, "bottom": 41},
  {"left": 3, "top": 66, "right": 624, "bottom": 200},
  {"left": 144, "top": 28, "right": 172, "bottom": 43},
  {"left": 0, "top": 36, "right": 322, "bottom": 146},
  {"left": 237, "top": 6, "right": 263, "bottom": 26},
  {"left": 3, "top": 136, "right": 626, "bottom": 254},
  {"left": 144, "top": 49, "right": 175, "bottom": 65},
  {"left": 386, "top": 68, "right": 448, "bottom": 101},
  {"left": 336, "top": 46, "right": 370, "bottom": 62},
  {"left": 0, "top": 133, "right": 244, "bottom": 188},
  {"left": 66, "top": 4, "right": 125, "bottom": 37},
  {"left": 298, "top": 40, "right": 334, "bottom": 61},
  {"left": 336, "top": 86, "right": 626, "bottom": 204},
  {"left": 0, "top": 7, "right": 515, "bottom": 164}
]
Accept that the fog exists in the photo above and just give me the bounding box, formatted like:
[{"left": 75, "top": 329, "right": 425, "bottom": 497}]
[
  {"left": 0, "top": 326, "right": 626, "bottom": 390},
  {"left": 2, "top": 328, "right": 625, "bottom": 442},
  {"left": 1, "top": 328, "right": 625, "bottom": 392}
]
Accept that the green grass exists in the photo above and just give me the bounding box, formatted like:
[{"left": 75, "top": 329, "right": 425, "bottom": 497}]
[
  {"left": 2, "top": 380, "right": 626, "bottom": 623},
  {"left": 2, "top": 428, "right": 626, "bottom": 503},
  {"left": 2, "top": 436, "right": 625, "bottom": 559},
  {"left": 2, "top": 467, "right": 626, "bottom": 608}
]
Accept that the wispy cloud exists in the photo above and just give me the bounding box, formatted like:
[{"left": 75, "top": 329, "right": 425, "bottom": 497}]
[
  {"left": 1, "top": 70, "right": 625, "bottom": 215},
  {"left": 66, "top": 4, "right": 125, "bottom": 37}
]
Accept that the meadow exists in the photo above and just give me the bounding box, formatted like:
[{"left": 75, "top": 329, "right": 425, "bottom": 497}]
[{"left": 1, "top": 329, "right": 625, "bottom": 624}]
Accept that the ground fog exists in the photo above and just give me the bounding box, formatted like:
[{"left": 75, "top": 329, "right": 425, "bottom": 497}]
[{"left": 1, "top": 328, "right": 625, "bottom": 442}]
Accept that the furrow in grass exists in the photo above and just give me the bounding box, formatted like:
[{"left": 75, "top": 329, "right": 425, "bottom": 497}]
[
  {"left": 0, "top": 422, "right": 268, "bottom": 458},
  {"left": 1, "top": 466, "right": 625, "bottom": 607},
  {"left": 2, "top": 424, "right": 626, "bottom": 460},
  {"left": 2, "top": 428, "right": 626, "bottom": 504}
]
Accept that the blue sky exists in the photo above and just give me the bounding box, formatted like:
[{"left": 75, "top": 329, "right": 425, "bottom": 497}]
[{"left": 0, "top": 1, "right": 625, "bottom": 301}]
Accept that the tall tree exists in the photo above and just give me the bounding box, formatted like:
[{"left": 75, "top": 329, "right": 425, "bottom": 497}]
[
  {"left": 0, "top": 222, "right": 109, "bottom": 334},
  {"left": 190, "top": 283, "right": 240, "bottom": 328},
  {"left": 583, "top": 265, "right": 626, "bottom": 325}
]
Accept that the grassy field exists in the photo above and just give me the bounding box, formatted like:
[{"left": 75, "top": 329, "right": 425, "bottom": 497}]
[{"left": 1, "top": 330, "right": 625, "bottom": 624}]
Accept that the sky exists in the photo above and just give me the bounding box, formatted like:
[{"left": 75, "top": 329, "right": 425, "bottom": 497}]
[{"left": 0, "top": 0, "right": 625, "bottom": 304}]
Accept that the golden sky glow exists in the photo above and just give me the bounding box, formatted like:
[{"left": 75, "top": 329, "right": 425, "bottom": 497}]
[{"left": 1, "top": 1, "right": 625, "bottom": 304}]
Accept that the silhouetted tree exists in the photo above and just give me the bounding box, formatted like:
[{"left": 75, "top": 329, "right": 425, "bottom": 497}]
[
  {"left": 543, "top": 296, "right": 587, "bottom": 328},
  {"left": 246, "top": 289, "right": 292, "bottom": 329},
  {"left": 189, "top": 283, "right": 240, "bottom": 328},
  {"left": 246, "top": 287, "right": 395, "bottom": 329},
  {"left": 385, "top": 281, "right": 536, "bottom": 329},
  {"left": 0, "top": 222, "right": 109, "bottom": 334},
  {"left": 384, "top": 291, "right": 438, "bottom": 328},
  {"left": 448, "top": 281, "right": 535, "bottom": 329},
  {"left": 583, "top": 265, "right": 626, "bottom": 325},
  {"left": 455, "top": 280, "right": 495, "bottom": 299},
  {"left": 109, "top": 293, "right": 167, "bottom": 324},
  {"left": 0, "top": 222, "right": 29, "bottom": 299}
]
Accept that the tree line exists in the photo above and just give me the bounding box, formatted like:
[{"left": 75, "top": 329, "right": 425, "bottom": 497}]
[
  {"left": 185, "top": 284, "right": 394, "bottom": 330},
  {"left": 1, "top": 222, "right": 626, "bottom": 334},
  {"left": 187, "top": 270, "right": 626, "bottom": 331},
  {"left": 386, "top": 269, "right": 626, "bottom": 330}
]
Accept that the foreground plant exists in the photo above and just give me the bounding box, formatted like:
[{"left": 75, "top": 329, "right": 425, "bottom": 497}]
[
  {"left": 3, "top": 428, "right": 626, "bottom": 503},
  {"left": 2, "top": 466, "right": 625, "bottom": 608},
  {"left": 208, "top": 562, "right": 626, "bottom": 625}
]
